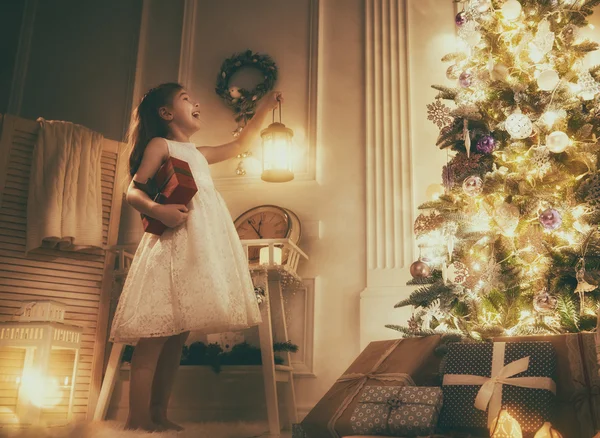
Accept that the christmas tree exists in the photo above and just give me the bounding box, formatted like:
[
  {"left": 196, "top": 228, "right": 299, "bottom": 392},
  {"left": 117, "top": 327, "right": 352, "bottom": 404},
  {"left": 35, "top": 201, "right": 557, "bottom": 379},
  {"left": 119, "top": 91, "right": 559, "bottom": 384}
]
[{"left": 388, "top": 0, "right": 600, "bottom": 341}]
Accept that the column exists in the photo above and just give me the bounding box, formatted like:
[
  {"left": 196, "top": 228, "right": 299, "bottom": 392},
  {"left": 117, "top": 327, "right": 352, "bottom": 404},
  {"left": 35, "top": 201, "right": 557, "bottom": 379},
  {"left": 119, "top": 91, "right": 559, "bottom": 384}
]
[{"left": 361, "top": 0, "right": 415, "bottom": 349}]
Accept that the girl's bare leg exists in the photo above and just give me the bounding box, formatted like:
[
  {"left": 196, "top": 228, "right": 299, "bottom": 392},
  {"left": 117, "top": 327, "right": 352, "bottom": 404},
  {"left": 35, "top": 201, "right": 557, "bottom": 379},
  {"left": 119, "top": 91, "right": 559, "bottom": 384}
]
[
  {"left": 150, "top": 331, "right": 190, "bottom": 431},
  {"left": 125, "top": 336, "right": 169, "bottom": 431}
]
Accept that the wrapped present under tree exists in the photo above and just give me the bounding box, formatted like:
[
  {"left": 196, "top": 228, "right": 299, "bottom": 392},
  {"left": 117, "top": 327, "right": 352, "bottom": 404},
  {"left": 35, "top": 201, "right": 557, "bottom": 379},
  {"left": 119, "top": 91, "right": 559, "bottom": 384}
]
[
  {"left": 350, "top": 385, "right": 443, "bottom": 437},
  {"left": 440, "top": 341, "right": 556, "bottom": 436},
  {"left": 300, "top": 336, "right": 443, "bottom": 438},
  {"left": 495, "top": 333, "right": 600, "bottom": 438}
]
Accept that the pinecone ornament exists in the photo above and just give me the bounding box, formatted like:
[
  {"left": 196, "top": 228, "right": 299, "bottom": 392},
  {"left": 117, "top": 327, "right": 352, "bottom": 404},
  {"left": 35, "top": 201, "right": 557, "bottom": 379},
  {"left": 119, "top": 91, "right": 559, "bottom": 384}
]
[{"left": 578, "top": 172, "right": 600, "bottom": 206}]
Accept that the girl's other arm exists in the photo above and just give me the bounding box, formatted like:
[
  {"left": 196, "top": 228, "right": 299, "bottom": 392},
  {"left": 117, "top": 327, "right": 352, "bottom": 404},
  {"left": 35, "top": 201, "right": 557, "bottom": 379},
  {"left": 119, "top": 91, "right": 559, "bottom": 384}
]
[
  {"left": 198, "top": 91, "right": 282, "bottom": 165},
  {"left": 126, "top": 138, "right": 189, "bottom": 227}
]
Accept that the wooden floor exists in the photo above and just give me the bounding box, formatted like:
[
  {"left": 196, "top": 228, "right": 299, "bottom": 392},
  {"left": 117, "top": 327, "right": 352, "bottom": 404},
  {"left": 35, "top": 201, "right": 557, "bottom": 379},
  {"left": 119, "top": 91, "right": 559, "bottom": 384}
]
[{"left": 0, "top": 421, "right": 292, "bottom": 437}]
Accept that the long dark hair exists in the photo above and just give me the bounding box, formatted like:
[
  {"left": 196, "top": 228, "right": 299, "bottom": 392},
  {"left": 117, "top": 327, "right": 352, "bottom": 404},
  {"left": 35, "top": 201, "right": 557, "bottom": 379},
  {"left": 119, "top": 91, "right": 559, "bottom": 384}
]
[{"left": 127, "top": 82, "right": 183, "bottom": 177}]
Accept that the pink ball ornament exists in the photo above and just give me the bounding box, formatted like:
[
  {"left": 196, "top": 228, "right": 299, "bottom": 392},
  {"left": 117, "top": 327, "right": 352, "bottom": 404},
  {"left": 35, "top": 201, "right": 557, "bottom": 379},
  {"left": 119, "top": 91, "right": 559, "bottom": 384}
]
[
  {"left": 539, "top": 208, "right": 562, "bottom": 230},
  {"left": 455, "top": 11, "right": 467, "bottom": 26},
  {"left": 459, "top": 71, "right": 473, "bottom": 88},
  {"left": 462, "top": 176, "right": 484, "bottom": 197}
]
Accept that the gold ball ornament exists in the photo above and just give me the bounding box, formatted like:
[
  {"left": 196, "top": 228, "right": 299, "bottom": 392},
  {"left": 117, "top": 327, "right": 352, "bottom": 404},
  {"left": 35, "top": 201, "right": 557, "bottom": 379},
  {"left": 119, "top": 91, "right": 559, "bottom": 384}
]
[
  {"left": 546, "top": 131, "right": 570, "bottom": 153},
  {"left": 410, "top": 260, "right": 431, "bottom": 279},
  {"left": 537, "top": 70, "right": 560, "bottom": 91},
  {"left": 501, "top": 0, "right": 522, "bottom": 21}
]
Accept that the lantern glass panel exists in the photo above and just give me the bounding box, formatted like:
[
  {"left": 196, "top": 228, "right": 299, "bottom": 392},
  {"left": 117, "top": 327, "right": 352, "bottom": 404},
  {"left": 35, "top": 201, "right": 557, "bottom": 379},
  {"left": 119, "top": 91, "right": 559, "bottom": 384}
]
[{"left": 263, "top": 131, "right": 292, "bottom": 172}]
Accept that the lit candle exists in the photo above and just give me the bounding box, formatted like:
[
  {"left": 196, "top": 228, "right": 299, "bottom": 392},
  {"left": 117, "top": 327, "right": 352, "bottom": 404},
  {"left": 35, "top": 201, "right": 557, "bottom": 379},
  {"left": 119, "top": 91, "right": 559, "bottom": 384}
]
[{"left": 259, "top": 246, "right": 282, "bottom": 265}]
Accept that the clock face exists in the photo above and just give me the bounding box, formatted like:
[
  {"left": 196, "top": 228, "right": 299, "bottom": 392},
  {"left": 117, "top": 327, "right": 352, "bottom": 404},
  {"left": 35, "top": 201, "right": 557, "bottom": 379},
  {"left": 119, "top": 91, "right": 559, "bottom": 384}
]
[{"left": 235, "top": 206, "right": 291, "bottom": 262}]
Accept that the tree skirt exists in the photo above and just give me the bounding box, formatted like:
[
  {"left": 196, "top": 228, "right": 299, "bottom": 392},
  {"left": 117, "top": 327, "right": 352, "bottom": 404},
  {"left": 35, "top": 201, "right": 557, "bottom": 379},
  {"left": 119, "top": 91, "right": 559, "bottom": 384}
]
[{"left": 0, "top": 421, "right": 278, "bottom": 438}]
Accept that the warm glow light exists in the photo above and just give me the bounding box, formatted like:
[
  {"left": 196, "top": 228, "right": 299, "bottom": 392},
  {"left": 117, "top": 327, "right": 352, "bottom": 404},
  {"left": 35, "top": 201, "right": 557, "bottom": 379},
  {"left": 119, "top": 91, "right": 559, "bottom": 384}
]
[
  {"left": 491, "top": 409, "right": 523, "bottom": 438},
  {"left": 20, "top": 369, "right": 62, "bottom": 408},
  {"left": 502, "top": 0, "right": 523, "bottom": 21},
  {"left": 260, "top": 246, "right": 282, "bottom": 265},
  {"left": 534, "top": 422, "right": 563, "bottom": 438},
  {"left": 261, "top": 108, "right": 295, "bottom": 183},
  {"left": 541, "top": 110, "right": 565, "bottom": 128},
  {"left": 572, "top": 205, "right": 586, "bottom": 219},
  {"left": 426, "top": 184, "right": 445, "bottom": 201}
]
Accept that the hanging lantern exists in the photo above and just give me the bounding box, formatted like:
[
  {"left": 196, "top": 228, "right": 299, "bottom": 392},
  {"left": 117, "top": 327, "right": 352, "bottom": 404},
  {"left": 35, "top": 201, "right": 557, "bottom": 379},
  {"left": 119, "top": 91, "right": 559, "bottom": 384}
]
[{"left": 261, "top": 101, "right": 294, "bottom": 183}]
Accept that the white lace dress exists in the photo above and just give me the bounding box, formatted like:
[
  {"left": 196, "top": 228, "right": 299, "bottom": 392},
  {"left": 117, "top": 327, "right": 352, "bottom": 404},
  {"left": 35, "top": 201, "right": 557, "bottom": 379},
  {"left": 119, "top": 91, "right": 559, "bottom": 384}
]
[{"left": 109, "top": 139, "right": 262, "bottom": 345}]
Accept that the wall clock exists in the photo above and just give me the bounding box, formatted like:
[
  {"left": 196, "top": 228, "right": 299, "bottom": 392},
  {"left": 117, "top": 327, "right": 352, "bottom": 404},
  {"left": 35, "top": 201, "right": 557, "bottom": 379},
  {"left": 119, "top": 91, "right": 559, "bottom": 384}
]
[{"left": 234, "top": 205, "right": 301, "bottom": 263}]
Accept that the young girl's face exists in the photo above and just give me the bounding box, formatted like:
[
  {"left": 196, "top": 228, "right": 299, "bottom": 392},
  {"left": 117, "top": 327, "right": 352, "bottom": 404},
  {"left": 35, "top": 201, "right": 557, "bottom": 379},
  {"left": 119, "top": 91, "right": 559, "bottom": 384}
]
[{"left": 166, "top": 89, "right": 201, "bottom": 134}]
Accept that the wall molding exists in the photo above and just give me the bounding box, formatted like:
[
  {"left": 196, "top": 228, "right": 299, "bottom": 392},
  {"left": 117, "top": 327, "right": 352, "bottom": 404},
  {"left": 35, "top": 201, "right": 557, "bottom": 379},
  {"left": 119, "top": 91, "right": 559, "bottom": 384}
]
[
  {"left": 289, "top": 277, "right": 316, "bottom": 377},
  {"left": 178, "top": 0, "right": 198, "bottom": 89},
  {"left": 7, "top": 0, "right": 37, "bottom": 116},
  {"left": 130, "top": 0, "right": 151, "bottom": 114}
]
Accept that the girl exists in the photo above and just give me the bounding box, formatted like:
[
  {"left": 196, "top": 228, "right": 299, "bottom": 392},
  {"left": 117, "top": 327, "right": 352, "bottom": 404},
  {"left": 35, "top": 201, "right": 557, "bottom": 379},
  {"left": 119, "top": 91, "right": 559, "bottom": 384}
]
[{"left": 109, "top": 83, "right": 282, "bottom": 432}]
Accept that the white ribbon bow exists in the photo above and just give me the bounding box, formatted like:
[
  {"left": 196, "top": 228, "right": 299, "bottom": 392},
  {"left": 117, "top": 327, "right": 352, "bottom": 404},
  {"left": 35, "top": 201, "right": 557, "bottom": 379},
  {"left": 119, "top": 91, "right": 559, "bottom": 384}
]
[{"left": 443, "top": 342, "right": 556, "bottom": 428}]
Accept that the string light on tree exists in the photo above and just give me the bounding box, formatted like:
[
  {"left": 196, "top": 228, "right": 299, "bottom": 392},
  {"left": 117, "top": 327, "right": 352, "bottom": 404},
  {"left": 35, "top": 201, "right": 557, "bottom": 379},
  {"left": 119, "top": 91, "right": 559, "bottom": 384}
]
[
  {"left": 546, "top": 131, "right": 570, "bottom": 153},
  {"left": 501, "top": 0, "right": 523, "bottom": 21},
  {"left": 426, "top": 184, "right": 445, "bottom": 201}
]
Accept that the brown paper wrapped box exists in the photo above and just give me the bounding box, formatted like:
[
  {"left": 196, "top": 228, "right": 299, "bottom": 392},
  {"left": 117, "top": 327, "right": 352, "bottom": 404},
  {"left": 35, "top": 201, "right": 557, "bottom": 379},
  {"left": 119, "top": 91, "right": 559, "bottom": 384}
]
[
  {"left": 494, "top": 333, "right": 600, "bottom": 438},
  {"left": 299, "top": 336, "right": 443, "bottom": 438}
]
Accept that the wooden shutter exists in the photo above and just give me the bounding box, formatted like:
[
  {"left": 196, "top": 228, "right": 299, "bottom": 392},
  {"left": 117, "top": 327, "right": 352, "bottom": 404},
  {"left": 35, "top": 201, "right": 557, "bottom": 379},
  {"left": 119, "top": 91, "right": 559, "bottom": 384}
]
[{"left": 0, "top": 114, "right": 127, "bottom": 421}]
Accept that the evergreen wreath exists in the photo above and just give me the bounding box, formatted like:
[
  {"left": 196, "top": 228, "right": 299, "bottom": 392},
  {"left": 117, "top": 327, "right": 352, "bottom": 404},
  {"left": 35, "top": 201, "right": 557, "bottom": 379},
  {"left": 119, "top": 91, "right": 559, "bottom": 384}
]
[{"left": 215, "top": 50, "right": 278, "bottom": 135}]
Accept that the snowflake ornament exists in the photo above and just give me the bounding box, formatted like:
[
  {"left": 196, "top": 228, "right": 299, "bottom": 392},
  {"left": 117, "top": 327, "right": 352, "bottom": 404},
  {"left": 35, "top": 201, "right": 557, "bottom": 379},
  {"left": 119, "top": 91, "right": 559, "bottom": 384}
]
[
  {"left": 427, "top": 100, "right": 453, "bottom": 129},
  {"left": 477, "top": 257, "right": 502, "bottom": 294},
  {"left": 578, "top": 70, "right": 600, "bottom": 100},
  {"left": 414, "top": 210, "right": 445, "bottom": 237},
  {"left": 529, "top": 19, "right": 555, "bottom": 61},
  {"left": 458, "top": 20, "right": 482, "bottom": 46},
  {"left": 447, "top": 261, "right": 469, "bottom": 285},
  {"left": 421, "top": 299, "right": 446, "bottom": 330},
  {"left": 407, "top": 313, "right": 421, "bottom": 334},
  {"left": 531, "top": 147, "right": 552, "bottom": 177}
]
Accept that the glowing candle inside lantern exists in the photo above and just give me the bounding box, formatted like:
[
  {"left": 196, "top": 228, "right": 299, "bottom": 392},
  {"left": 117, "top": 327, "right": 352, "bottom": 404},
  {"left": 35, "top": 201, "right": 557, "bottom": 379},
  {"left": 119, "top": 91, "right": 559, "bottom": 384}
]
[{"left": 260, "top": 246, "right": 282, "bottom": 265}]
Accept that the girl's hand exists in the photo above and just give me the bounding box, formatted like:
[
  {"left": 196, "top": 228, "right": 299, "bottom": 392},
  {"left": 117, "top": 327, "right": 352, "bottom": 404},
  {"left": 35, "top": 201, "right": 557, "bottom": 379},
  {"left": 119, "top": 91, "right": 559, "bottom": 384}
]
[
  {"left": 154, "top": 204, "right": 189, "bottom": 228},
  {"left": 259, "top": 91, "right": 283, "bottom": 113}
]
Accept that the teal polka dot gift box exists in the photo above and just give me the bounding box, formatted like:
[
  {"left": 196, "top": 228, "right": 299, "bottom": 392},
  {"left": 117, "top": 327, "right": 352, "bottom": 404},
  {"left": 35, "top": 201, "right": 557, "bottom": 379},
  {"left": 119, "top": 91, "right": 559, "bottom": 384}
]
[
  {"left": 439, "top": 341, "right": 557, "bottom": 435},
  {"left": 350, "top": 385, "right": 443, "bottom": 436}
]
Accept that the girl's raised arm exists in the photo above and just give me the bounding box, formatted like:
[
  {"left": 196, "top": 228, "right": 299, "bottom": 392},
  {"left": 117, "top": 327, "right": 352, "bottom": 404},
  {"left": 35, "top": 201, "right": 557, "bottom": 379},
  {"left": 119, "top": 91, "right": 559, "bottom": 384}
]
[{"left": 198, "top": 91, "right": 282, "bottom": 165}]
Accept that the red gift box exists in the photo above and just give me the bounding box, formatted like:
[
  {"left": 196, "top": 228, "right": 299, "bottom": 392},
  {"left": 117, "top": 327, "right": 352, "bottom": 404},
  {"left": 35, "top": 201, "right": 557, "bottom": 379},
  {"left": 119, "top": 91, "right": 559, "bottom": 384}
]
[{"left": 139, "top": 157, "right": 197, "bottom": 235}]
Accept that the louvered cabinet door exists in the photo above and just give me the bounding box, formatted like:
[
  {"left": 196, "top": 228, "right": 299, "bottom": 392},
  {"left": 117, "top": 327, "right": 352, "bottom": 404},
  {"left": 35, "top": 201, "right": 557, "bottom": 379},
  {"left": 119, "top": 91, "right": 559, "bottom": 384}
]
[{"left": 0, "top": 114, "right": 127, "bottom": 421}]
